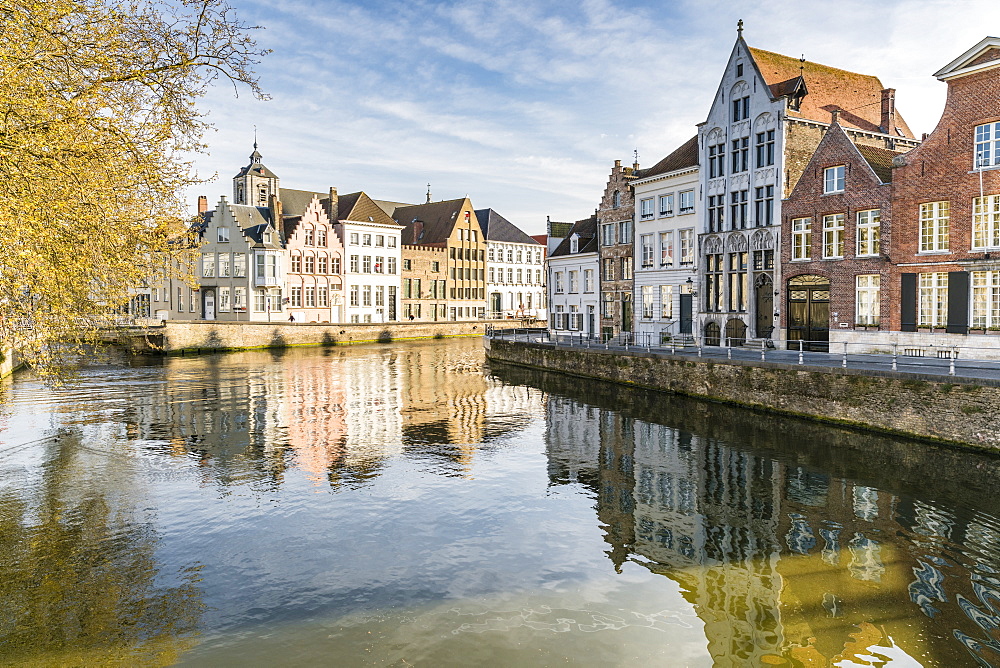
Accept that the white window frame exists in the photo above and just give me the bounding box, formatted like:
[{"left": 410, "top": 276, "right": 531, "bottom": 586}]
[
  {"left": 918, "top": 272, "right": 948, "bottom": 327},
  {"left": 975, "top": 122, "right": 1000, "bottom": 170},
  {"left": 855, "top": 274, "right": 880, "bottom": 326},
  {"left": 792, "top": 218, "right": 812, "bottom": 261},
  {"left": 823, "top": 165, "right": 845, "bottom": 194},
  {"left": 659, "top": 231, "right": 673, "bottom": 267},
  {"left": 679, "top": 190, "right": 695, "bottom": 214},
  {"left": 856, "top": 210, "right": 881, "bottom": 257},
  {"left": 972, "top": 195, "right": 1000, "bottom": 249},
  {"left": 660, "top": 284, "right": 673, "bottom": 319},
  {"left": 641, "top": 285, "right": 654, "bottom": 319},
  {"left": 972, "top": 270, "right": 1000, "bottom": 329},
  {"left": 822, "top": 214, "right": 845, "bottom": 259},
  {"left": 217, "top": 227, "right": 230, "bottom": 243},
  {"left": 601, "top": 223, "right": 615, "bottom": 246},
  {"left": 640, "top": 198, "right": 654, "bottom": 220},
  {"left": 679, "top": 229, "right": 694, "bottom": 265},
  {"left": 640, "top": 234, "right": 654, "bottom": 268},
  {"left": 659, "top": 194, "right": 674, "bottom": 217},
  {"left": 919, "top": 201, "right": 950, "bottom": 253}
]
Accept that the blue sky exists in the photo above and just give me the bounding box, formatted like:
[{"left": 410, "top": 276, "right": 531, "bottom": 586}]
[{"left": 191, "top": 0, "right": 1000, "bottom": 235}]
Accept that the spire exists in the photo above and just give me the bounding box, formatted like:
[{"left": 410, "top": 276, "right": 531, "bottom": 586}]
[
  {"left": 633, "top": 148, "right": 640, "bottom": 171},
  {"left": 737, "top": 19, "right": 743, "bottom": 38},
  {"left": 251, "top": 125, "right": 261, "bottom": 163},
  {"left": 800, "top": 55, "right": 805, "bottom": 76},
  {"left": 425, "top": 183, "right": 432, "bottom": 204}
]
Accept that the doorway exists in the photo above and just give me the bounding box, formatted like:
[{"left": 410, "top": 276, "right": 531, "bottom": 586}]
[
  {"left": 755, "top": 274, "right": 773, "bottom": 338},
  {"left": 786, "top": 275, "right": 830, "bottom": 351},
  {"left": 725, "top": 318, "right": 747, "bottom": 346},
  {"left": 491, "top": 292, "right": 502, "bottom": 317},
  {"left": 203, "top": 289, "right": 216, "bottom": 320}
]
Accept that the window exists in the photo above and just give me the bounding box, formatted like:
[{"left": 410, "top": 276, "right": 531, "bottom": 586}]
[
  {"left": 202, "top": 253, "right": 215, "bottom": 277},
  {"left": 305, "top": 256, "right": 315, "bottom": 274},
  {"left": 659, "top": 232, "right": 673, "bottom": 266},
  {"left": 792, "top": 218, "right": 812, "bottom": 260},
  {"left": 602, "top": 258, "right": 614, "bottom": 281},
  {"left": 350, "top": 255, "right": 359, "bottom": 273},
  {"left": 362, "top": 234, "right": 371, "bottom": 246},
  {"left": 972, "top": 271, "right": 1000, "bottom": 328},
  {"left": 736, "top": 63, "right": 743, "bottom": 77},
  {"left": 602, "top": 292, "right": 614, "bottom": 318},
  {"left": 219, "top": 286, "right": 231, "bottom": 312},
  {"left": 350, "top": 285, "right": 359, "bottom": 306},
  {"left": 363, "top": 285, "right": 372, "bottom": 306},
  {"left": 506, "top": 249, "right": 514, "bottom": 262},
  {"left": 374, "top": 256, "right": 384, "bottom": 273},
  {"left": 554, "top": 271, "right": 564, "bottom": 293},
  {"left": 318, "top": 287, "right": 329, "bottom": 307},
  {"left": 659, "top": 194, "right": 674, "bottom": 216},
  {"left": 403, "top": 259, "right": 412, "bottom": 271},
  {"left": 728, "top": 252, "right": 748, "bottom": 312},
  {"left": 349, "top": 233, "right": 359, "bottom": 245},
  {"left": 822, "top": 214, "right": 845, "bottom": 259},
  {"left": 568, "top": 270, "right": 578, "bottom": 293},
  {"left": 642, "top": 285, "right": 654, "bottom": 319},
  {"left": 375, "top": 286, "right": 384, "bottom": 307},
  {"left": 612, "top": 191, "right": 621, "bottom": 208},
  {"left": 754, "top": 185, "right": 774, "bottom": 226},
  {"left": 233, "top": 253, "right": 246, "bottom": 278},
  {"left": 219, "top": 253, "right": 231, "bottom": 277},
  {"left": 362, "top": 256, "right": 372, "bottom": 273},
  {"left": 305, "top": 228, "right": 315, "bottom": 245},
  {"left": 731, "top": 96, "right": 750, "bottom": 122},
  {"left": 753, "top": 249, "right": 774, "bottom": 271},
  {"left": 432, "top": 261, "right": 440, "bottom": 272},
  {"left": 621, "top": 257, "right": 633, "bottom": 280},
  {"left": 857, "top": 210, "right": 881, "bottom": 256},
  {"left": 570, "top": 237, "right": 579, "bottom": 253},
  {"left": 619, "top": 221, "right": 633, "bottom": 244},
  {"left": 177, "top": 286, "right": 183, "bottom": 312},
  {"left": 507, "top": 268, "right": 514, "bottom": 283},
  {"left": 305, "top": 286, "right": 316, "bottom": 308},
  {"left": 291, "top": 286, "right": 302, "bottom": 307},
  {"left": 679, "top": 190, "right": 695, "bottom": 214},
  {"left": 640, "top": 234, "right": 654, "bottom": 267},
  {"left": 730, "top": 137, "right": 749, "bottom": 173},
  {"left": 705, "top": 253, "right": 723, "bottom": 312},
  {"left": 291, "top": 255, "right": 302, "bottom": 273},
  {"left": 217, "top": 227, "right": 230, "bottom": 242},
  {"left": 755, "top": 129, "right": 775, "bottom": 167},
  {"left": 601, "top": 223, "right": 615, "bottom": 246},
  {"left": 975, "top": 122, "right": 1000, "bottom": 169},
  {"left": 660, "top": 285, "right": 673, "bottom": 319},
  {"left": 233, "top": 287, "right": 246, "bottom": 311},
  {"left": 375, "top": 235, "right": 384, "bottom": 247},
  {"left": 488, "top": 267, "right": 494, "bottom": 283},
  {"left": 918, "top": 272, "right": 948, "bottom": 327},
  {"left": 856, "top": 275, "right": 880, "bottom": 326},
  {"left": 973, "top": 195, "right": 1000, "bottom": 249},
  {"left": 255, "top": 253, "right": 265, "bottom": 278},
  {"left": 388, "top": 257, "right": 397, "bottom": 274},
  {"left": 584, "top": 269, "right": 594, "bottom": 292},
  {"left": 317, "top": 228, "right": 327, "bottom": 246},
  {"left": 254, "top": 290, "right": 266, "bottom": 312},
  {"left": 729, "top": 190, "right": 748, "bottom": 229},
  {"left": 708, "top": 143, "right": 725, "bottom": 178},
  {"left": 679, "top": 229, "right": 694, "bottom": 265},
  {"left": 920, "top": 201, "right": 950, "bottom": 252},
  {"left": 708, "top": 195, "right": 724, "bottom": 232},
  {"left": 824, "top": 165, "right": 845, "bottom": 194},
  {"left": 331, "top": 257, "right": 341, "bottom": 274},
  {"left": 640, "top": 198, "right": 654, "bottom": 219}
]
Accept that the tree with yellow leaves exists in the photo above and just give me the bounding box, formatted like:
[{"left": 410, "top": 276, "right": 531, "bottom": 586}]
[{"left": 0, "top": 0, "right": 268, "bottom": 374}]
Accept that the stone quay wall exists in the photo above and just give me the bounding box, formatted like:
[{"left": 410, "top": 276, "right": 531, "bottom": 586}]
[
  {"left": 124, "top": 320, "right": 536, "bottom": 354},
  {"left": 485, "top": 338, "right": 1000, "bottom": 451}
]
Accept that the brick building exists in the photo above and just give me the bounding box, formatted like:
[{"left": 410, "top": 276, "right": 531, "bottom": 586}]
[
  {"left": 888, "top": 37, "right": 1000, "bottom": 337},
  {"left": 400, "top": 243, "right": 447, "bottom": 321},
  {"left": 597, "top": 159, "right": 638, "bottom": 339},
  {"left": 780, "top": 118, "right": 906, "bottom": 349}
]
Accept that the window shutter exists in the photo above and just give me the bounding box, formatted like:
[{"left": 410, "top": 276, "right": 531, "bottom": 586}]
[
  {"left": 900, "top": 273, "right": 917, "bottom": 332},
  {"left": 946, "top": 271, "right": 969, "bottom": 334}
]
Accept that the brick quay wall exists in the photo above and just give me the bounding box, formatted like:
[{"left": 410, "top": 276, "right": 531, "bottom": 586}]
[
  {"left": 484, "top": 338, "right": 1000, "bottom": 451},
  {"left": 121, "top": 320, "right": 539, "bottom": 354}
]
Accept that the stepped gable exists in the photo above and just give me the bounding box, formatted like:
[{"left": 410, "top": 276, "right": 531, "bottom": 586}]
[
  {"left": 394, "top": 198, "right": 471, "bottom": 246},
  {"left": 550, "top": 215, "right": 598, "bottom": 257},
  {"left": 634, "top": 136, "right": 699, "bottom": 180},
  {"left": 748, "top": 47, "right": 914, "bottom": 138},
  {"left": 474, "top": 209, "right": 540, "bottom": 245}
]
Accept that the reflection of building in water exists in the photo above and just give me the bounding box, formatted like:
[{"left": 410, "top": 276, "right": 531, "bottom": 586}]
[
  {"left": 544, "top": 393, "right": 1000, "bottom": 666},
  {"left": 279, "top": 352, "right": 348, "bottom": 485}
]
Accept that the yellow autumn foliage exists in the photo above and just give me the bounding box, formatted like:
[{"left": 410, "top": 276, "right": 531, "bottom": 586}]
[{"left": 0, "top": 0, "right": 267, "bottom": 374}]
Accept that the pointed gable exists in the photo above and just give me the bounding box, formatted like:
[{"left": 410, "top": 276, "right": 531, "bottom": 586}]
[
  {"left": 337, "top": 191, "right": 399, "bottom": 226},
  {"left": 634, "top": 136, "right": 699, "bottom": 181},
  {"left": 934, "top": 36, "right": 1000, "bottom": 81},
  {"left": 473, "top": 209, "right": 540, "bottom": 245},
  {"left": 394, "top": 198, "right": 472, "bottom": 246},
  {"left": 748, "top": 47, "right": 914, "bottom": 138}
]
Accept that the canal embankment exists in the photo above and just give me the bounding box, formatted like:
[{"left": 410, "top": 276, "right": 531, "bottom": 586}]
[
  {"left": 484, "top": 337, "right": 1000, "bottom": 451},
  {"left": 114, "top": 319, "right": 539, "bottom": 354}
]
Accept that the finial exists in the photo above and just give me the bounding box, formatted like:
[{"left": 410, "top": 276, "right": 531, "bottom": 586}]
[
  {"left": 633, "top": 148, "right": 639, "bottom": 163},
  {"left": 800, "top": 54, "right": 805, "bottom": 75},
  {"left": 253, "top": 124, "right": 258, "bottom": 150},
  {"left": 737, "top": 19, "right": 743, "bottom": 37},
  {"left": 425, "top": 183, "right": 431, "bottom": 204}
]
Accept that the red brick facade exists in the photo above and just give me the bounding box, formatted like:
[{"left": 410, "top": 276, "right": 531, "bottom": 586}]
[
  {"left": 889, "top": 49, "right": 1000, "bottom": 333},
  {"left": 781, "top": 122, "right": 898, "bottom": 341}
]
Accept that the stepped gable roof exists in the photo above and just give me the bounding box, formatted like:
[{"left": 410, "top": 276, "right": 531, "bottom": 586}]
[
  {"left": 474, "top": 209, "right": 540, "bottom": 245},
  {"left": 394, "top": 198, "right": 472, "bottom": 246},
  {"left": 550, "top": 215, "right": 598, "bottom": 258},
  {"left": 748, "top": 47, "right": 914, "bottom": 138},
  {"left": 855, "top": 143, "right": 908, "bottom": 183},
  {"left": 548, "top": 221, "right": 574, "bottom": 239},
  {"left": 634, "top": 136, "right": 699, "bottom": 180},
  {"left": 279, "top": 188, "right": 321, "bottom": 217},
  {"left": 337, "top": 191, "right": 400, "bottom": 226}
]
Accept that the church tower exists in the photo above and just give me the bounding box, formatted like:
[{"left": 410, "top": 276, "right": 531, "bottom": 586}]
[{"left": 232, "top": 142, "right": 280, "bottom": 206}]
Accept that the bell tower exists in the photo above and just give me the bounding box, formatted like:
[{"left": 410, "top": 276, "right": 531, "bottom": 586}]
[{"left": 233, "top": 141, "right": 280, "bottom": 206}]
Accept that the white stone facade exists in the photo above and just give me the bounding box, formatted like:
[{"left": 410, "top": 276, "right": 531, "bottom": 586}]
[
  {"left": 486, "top": 241, "right": 546, "bottom": 320},
  {"left": 547, "top": 247, "right": 599, "bottom": 337},
  {"left": 338, "top": 221, "right": 403, "bottom": 323}
]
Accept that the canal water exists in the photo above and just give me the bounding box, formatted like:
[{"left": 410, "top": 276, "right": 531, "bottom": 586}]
[{"left": 1, "top": 338, "right": 999, "bottom": 667}]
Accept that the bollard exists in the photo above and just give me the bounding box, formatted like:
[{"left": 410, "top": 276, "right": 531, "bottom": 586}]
[
  {"left": 671, "top": 339, "right": 676, "bottom": 354},
  {"left": 842, "top": 342, "right": 848, "bottom": 368},
  {"left": 892, "top": 343, "right": 898, "bottom": 372},
  {"left": 798, "top": 339, "right": 804, "bottom": 365},
  {"left": 950, "top": 350, "right": 957, "bottom": 376},
  {"left": 728, "top": 346, "right": 732, "bottom": 360},
  {"left": 761, "top": 343, "right": 766, "bottom": 361}
]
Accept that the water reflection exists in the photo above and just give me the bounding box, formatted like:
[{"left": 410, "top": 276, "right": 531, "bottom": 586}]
[{"left": 507, "top": 364, "right": 1000, "bottom": 667}]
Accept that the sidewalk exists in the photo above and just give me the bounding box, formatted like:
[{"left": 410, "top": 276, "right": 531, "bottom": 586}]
[{"left": 488, "top": 330, "right": 1000, "bottom": 385}]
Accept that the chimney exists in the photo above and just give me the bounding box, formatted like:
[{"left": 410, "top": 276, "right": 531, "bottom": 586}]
[
  {"left": 880, "top": 88, "right": 896, "bottom": 134},
  {"left": 413, "top": 220, "right": 424, "bottom": 244},
  {"left": 197, "top": 195, "right": 208, "bottom": 214},
  {"left": 268, "top": 193, "right": 282, "bottom": 235},
  {"left": 830, "top": 109, "right": 840, "bottom": 125},
  {"left": 614, "top": 159, "right": 621, "bottom": 169},
  {"left": 327, "top": 187, "right": 339, "bottom": 221}
]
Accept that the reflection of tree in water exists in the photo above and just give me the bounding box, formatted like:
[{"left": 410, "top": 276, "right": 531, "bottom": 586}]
[{"left": 0, "top": 432, "right": 204, "bottom": 666}]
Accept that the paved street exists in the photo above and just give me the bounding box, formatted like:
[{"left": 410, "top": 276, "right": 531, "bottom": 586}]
[{"left": 488, "top": 330, "right": 1000, "bottom": 385}]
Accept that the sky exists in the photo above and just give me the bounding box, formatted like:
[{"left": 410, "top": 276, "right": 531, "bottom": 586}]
[{"left": 189, "top": 0, "right": 1000, "bottom": 236}]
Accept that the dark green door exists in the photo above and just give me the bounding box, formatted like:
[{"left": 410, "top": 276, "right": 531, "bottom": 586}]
[{"left": 786, "top": 276, "right": 830, "bottom": 351}]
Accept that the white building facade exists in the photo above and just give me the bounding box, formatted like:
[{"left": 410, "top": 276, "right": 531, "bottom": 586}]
[
  {"left": 476, "top": 209, "right": 546, "bottom": 320},
  {"left": 338, "top": 220, "right": 403, "bottom": 323},
  {"left": 631, "top": 138, "right": 700, "bottom": 343},
  {"left": 546, "top": 216, "right": 600, "bottom": 338}
]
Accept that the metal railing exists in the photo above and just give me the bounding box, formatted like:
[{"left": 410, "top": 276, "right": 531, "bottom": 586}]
[{"left": 486, "top": 328, "right": 1000, "bottom": 381}]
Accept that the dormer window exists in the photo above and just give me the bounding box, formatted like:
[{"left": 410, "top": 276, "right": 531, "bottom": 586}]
[
  {"left": 570, "top": 235, "right": 579, "bottom": 253},
  {"left": 264, "top": 231, "right": 272, "bottom": 244}
]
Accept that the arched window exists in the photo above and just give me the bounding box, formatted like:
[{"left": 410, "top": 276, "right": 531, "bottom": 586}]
[{"left": 613, "top": 191, "right": 621, "bottom": 208}]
